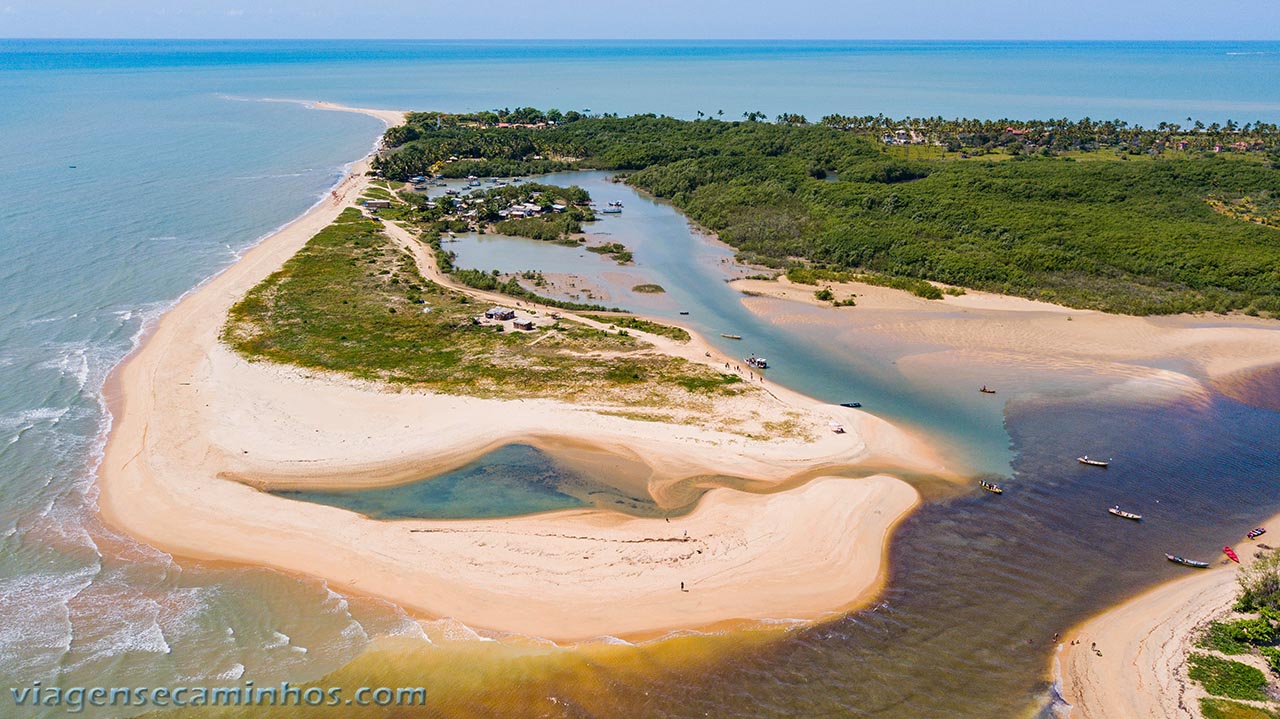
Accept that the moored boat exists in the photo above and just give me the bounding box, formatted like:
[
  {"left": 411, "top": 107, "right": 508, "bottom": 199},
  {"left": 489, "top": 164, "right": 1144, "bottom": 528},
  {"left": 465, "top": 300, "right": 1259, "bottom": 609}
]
[
  {"left": 1224, "top": 546, "right": 1240, "bottom": 563},
  {"left": 979, "top": 480, "right": 1003, "bottom": 494},
  {"left": 1108, "top": 506, "right": 1143, "bottom": 520},
  {"left": 1248, "top": 527, "right": 1267, "bottom": 539},
  {"left": 1166, "top": 553, "right": 1210, "bottom": 568},
  {"left": 839, "top": 402, "right": 862, "bottom": 408},
  {"left": 745, "top": 356, "right": 768, "bottom": 369},
  {"left": 721, "top": 333, "right": 742, "bottom": 340},
  {"left": 1078, "top": 456, "right": 1110, "bottom": 467}
]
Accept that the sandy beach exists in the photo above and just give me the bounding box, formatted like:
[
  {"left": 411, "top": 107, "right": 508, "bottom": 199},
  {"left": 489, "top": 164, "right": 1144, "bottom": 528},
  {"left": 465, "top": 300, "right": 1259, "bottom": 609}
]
[
  {"left": 1058, "top": 523, "right": 1278, "bottom": 718},
  {"left": 733, "top": 277, "right": 1280, "bottom": 389},
  {"left": 96, "top": 103, "right": 946, "bottom": 642}
]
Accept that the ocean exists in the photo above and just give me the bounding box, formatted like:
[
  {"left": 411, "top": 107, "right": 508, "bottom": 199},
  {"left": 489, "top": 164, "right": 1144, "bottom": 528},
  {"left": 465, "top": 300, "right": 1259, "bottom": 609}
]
[{"left": 2, "top": 39, "right": 1279, "bottom": 718}]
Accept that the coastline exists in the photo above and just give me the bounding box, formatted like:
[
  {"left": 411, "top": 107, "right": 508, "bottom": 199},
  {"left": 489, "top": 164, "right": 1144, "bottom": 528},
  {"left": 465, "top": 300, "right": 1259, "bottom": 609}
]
[
  {"left": 95, "top": 103, "right": 948, "bottom": 643},
  {"left": 732, "top": 276, "right": 1280, "bottom": 389},
  {"left": 1057, "top": 520, "right": 1279, "bottom": 718}
]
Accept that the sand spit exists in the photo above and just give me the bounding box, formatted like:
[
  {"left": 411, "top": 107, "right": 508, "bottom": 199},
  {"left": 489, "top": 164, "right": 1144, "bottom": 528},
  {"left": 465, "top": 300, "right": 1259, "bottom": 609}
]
[{"left": 97, "top": 105, "right": 945, "bottom": 643}]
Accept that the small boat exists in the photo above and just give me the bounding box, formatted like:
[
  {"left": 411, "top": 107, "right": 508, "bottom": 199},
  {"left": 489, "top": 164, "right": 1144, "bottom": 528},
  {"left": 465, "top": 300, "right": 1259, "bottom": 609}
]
[
  {"left": 1248, "top": 527, "right": 1267, "bottom": 539},
  {"left": 608, "top": 201, "right": 624, "bottom": 208},
  {"left": 601, "top": 207, "right": 622, "bottom": 214},
  {"left": 1078, "top": 456, "right": 1110, "bottom": 468},
  {"left": 979, "top": 386, "right": 997, "bottom": 394},
  {"left": 745, "top": 356, "right": 768, "bottom": 370},
  {"left": 1166, "top": 553, "right": 1210, "bottom": 568},
  {"left": 840, "top": 402, "right": 862, "bottom": 408},
  {"left": 1108, "top": 506, "right": 1143, "bottom": 521},
  {"left": 979, "top": 480, "right": 1003, "bottom": 494},
  {"left": 1224, "top": 546, "right": 1240, "bottom": 563},
  {"left": 721, "top": 334, "right": 742, "bottom": 340},
  {"left": 679, "top": 311, "right": 690, "bottom": 315}
]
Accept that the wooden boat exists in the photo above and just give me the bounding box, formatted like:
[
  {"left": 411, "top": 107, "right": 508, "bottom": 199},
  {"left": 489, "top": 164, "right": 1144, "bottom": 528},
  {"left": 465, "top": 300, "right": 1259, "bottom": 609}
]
[
  {"left": 979, "top": 386, "right": 997, "bottom": 394},
  {"left": 745, "top": 356, "right": 768, "bottom": 369},
  {"left": 1108, "top": 506, "right": 1143, "bottom": 521},
  {"left": 1248, "top": 527, "right": 1267, "bottom": 539},
  {"left": 979, "top": 480, "right": 1003, "bottom": 494},
  {"left": 721, "top": 333, "right": 742, "bottom": 340},
  {"left": 1077, "top": 456, "right": 1110, "bottom": 467},
  {"left": 1224, "top": 546, "right": 1240, "bottom": 563},
  {"left": 1166, "top": 553, "right": 1210, "bottom": 568},
  {"left": 839, "top": 402, "right": 862, "bottom": 408}
]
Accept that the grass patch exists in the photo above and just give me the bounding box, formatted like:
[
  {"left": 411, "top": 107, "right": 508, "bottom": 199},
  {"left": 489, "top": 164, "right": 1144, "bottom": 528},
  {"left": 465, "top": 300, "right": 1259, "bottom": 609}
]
[
  {"left": 1200, "top": 698, "right": 1280, "bottom": 719},
  {"left": 223, "top": 208, "right": 747, "bottom": 406},
  {"left": 587, "top": 242, "right": 633, "bottom": 264},
  {"left": 1189, "top": 654, "right": 1271, "bottom": 701},
  {"left": 1201, "top": 618, "right": 1279, "bottom": 655},
  {"left": 632, "top": 283, "right": 666, "bottom": 293},
  {"left": 579, "top": 314, "right": 691, "bottom": 342}
]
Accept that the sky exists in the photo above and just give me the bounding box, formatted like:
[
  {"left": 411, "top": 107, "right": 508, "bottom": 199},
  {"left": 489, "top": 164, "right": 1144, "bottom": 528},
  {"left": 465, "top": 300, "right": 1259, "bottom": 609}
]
[{"left": 0, "top": 0, "right": 1277, "bottom": 41}]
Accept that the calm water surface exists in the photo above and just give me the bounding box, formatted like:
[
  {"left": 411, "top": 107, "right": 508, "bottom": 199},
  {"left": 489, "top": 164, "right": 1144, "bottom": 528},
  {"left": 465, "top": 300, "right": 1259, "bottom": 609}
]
[{"left": 3, "top": 39, "right": 1280, "bottom": 718}]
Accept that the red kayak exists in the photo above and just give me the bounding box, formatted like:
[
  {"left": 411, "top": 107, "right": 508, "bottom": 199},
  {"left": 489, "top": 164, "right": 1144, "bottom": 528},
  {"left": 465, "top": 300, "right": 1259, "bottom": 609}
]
[{"left": 1224, "top": 546, "right": 1240, "bottom": 563}]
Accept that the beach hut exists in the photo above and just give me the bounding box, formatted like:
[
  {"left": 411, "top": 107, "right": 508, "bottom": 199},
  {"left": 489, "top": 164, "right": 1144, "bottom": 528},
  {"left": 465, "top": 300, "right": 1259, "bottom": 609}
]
[
  {"left": 363, "top": 199, "right": 392, "bottom": 209},
  {"left": 513, "top": 319, "right": 535, "bottom": 331},
  {"left": 485, "top": 307, "right": 516, "bottom": 321}
]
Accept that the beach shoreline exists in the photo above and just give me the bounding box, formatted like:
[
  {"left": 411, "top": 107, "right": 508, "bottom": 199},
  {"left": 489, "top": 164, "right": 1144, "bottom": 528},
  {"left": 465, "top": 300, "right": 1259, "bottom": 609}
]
[
  {"left": 1056, "top": 520, "right": 1279, "bottom": 718},
  {"left": 94, "top": 102, "right": 948, "bottom": 643},
  {"left": 732, "top": 276, "right": 1280, "bottom": 388}
]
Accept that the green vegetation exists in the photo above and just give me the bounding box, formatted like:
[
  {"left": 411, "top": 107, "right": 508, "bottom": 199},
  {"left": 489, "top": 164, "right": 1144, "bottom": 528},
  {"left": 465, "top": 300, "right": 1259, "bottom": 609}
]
[
  {"left": 494, "top": 215, "right": 583, "bottom": 242},
  {"left": 814, "top": 287, "right": 834, "bottom": 302},
  {"left": 1261, "top": 647, "right": 1280, "bottom": 675},
  {"left": 586, "top": 242, "right": 633, "bottom": 264},
  {"left": 579, "top": 314, "right": 691, "bottom": 342},
  {"left": 785, "top": 266, "right": 943, "bottom": 300},
  {"left": 222, "top": 209, "right": 744, "bottom": 408},
  {"left": 1201, "top": 619, "right": 1279, "bottom": 655},
  {"left": 1189, "top": 654, "right": 1271, "bottom": 701},
  {"left": 446, "top": 267, "right": 619, "bottom": 313},
  {"left": 1240, "top": 551, "right": 1280, "bottom": 613},
  {"left": 377, "top": 111, "right": 1280, "bottom": 315},
  {"left": 1201, "top": 698, "right": 1280, "bottom": 719},
  {"left": 631, "top": 283, "right": 665, "bottom": 293}
]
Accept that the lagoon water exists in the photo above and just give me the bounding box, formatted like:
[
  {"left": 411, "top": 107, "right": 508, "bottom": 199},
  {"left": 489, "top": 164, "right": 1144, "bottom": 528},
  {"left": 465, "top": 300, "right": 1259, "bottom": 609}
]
[{"left": 3, "top": 39, "right": 1280, "bottom": 718}]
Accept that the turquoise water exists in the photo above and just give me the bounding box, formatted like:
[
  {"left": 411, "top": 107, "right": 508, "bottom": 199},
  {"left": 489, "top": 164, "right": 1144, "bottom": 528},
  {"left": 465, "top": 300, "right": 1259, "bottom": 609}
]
[
  {"left": 2, "top": 39, "right": 1280, "bottom": 718},
  {"left": 272, "top": 443, "right": 694, "bottom": 520}
]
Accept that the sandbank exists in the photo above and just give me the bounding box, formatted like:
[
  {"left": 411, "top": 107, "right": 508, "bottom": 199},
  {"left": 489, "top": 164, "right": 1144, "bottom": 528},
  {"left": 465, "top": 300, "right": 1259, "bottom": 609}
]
[
  {"left": 733, "top": 277, "right": 1280, "bottom": 388},
  {"left": 96, "top": 104, "right": 944, "bottom": 642}
]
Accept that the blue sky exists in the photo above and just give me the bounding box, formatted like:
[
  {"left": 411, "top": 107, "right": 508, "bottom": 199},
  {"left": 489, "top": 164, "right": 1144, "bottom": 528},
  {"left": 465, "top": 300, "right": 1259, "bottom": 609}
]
[{"left": 1, "top": 0, "right": 1278, "bottom": 40}]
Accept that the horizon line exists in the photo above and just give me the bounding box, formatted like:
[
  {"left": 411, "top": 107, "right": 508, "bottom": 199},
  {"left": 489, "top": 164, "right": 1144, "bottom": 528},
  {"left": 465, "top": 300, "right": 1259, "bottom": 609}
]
[{"left": 4, "top": 36, "right": 1280, "bottom": 43}]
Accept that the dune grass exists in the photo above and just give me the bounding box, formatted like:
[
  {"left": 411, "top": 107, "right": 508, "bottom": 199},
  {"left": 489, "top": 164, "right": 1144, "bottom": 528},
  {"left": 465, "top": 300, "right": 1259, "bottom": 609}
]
[{"left": 223, "top": 208, "right": 745, "bottom": 407}]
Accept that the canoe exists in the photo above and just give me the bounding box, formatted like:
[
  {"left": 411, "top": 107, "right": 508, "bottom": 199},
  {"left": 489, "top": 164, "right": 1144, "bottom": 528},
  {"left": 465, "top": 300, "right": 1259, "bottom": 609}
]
[
  {"left": 1108, "top": 506, "right": 1143, "bottom": 521},
  {"left": 1224, "top": 546, "right": 1240, "bottom": 563},
  {"left": 1078, "top": 456, "right": 1110, "bottom": 467},
  {"left": 839, "top": 402, "right": 862, "bottom": 408},
  {"left": 721, "top": 334, "right": 742, "bottom": 340},
  {"left": 979, "top": 480, "right": 1003, "bottom": 495},
  {"left": 1248, "top": 527, "right": 1267, "bottom": 539},
  {"left": 1166, "top": 553, "right": 1210, "bottom": 568}
]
